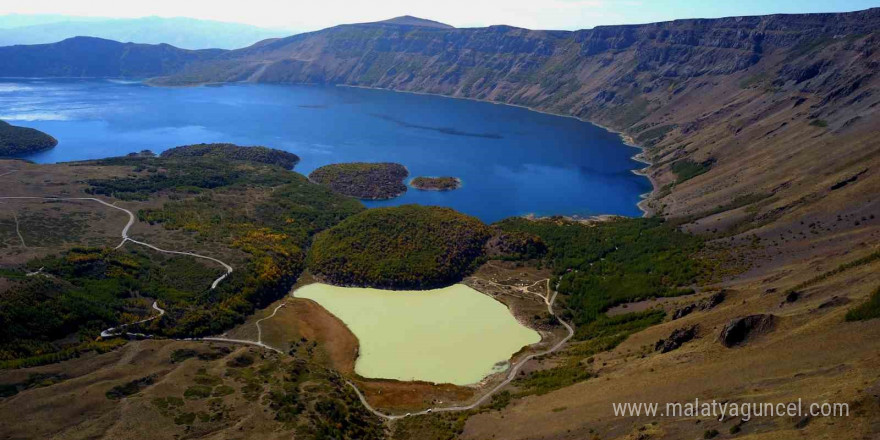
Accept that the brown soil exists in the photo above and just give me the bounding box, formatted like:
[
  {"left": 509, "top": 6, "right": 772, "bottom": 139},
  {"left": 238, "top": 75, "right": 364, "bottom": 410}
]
[
  {"left": 357, "top": 379, "right": 476, "bottom": 413},
  {"left": 0, "top": 340, "right": 294, "bottom": 440},
  {"left": 462, "top": 248, "right": 880, "bottom": 440}
]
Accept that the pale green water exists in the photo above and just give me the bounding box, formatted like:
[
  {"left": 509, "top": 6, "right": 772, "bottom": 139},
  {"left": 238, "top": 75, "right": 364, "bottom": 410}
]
[{"left": 294, "top": 283, "right": 541, "bottom": 385}]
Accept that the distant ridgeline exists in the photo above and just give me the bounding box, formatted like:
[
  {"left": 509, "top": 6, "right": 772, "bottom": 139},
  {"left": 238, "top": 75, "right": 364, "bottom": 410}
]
[
  {"left": 2, "top": 11, "right": 874, "bottom": 128},
  {"left": 160, "top": 143, "right": 300, "bottom": 169},
  {"left": 2, "top": 10, "right": 876, "bottom": 226},
  {"left": 0, "top": 120, "right": 57, "bottom": 156}
]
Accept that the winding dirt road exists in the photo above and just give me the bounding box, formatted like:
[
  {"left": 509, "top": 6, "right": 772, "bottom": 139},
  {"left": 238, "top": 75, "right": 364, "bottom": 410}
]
[
  {"left": 1, "top": 193, "right": 576, "bottom": 420},
  {"left": 198, "top": 303, "right": 288, "bottom": 353},
  {"left": 0, "top": 196, "right": 233, "bottom": 287},
  {"left": 0, "top": 196, "right": 234, "bottom": 340},
  {"left": 101, "top": 301, "right": 166, "bottom": 338}
]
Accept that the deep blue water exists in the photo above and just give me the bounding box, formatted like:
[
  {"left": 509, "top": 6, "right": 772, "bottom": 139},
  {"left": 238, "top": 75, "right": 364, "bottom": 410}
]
[{"left": 0, "top": 78, "right": 651, "bottom": 223}]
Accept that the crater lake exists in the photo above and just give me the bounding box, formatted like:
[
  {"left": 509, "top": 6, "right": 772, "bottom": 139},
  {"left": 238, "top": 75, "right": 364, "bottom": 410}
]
[{"left": 0, "top": 78, "right": 651, "bottom": 222}]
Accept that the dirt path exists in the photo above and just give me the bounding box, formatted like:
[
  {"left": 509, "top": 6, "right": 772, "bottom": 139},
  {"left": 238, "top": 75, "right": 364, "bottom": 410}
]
[
  {"left": 255, "top": 303, "right": 286, "bottom": 345},
  {"left": 0, "top": 196, "right": 234, "bottom": 339},
  {"left": 11, "top": 210, "right": 25, "bottom": 247},
  {"left": 0, "top": 196, "right": 232, "bottom": 287},
  {"left": 1, "top": 194, "right": 576, "bottom": 420},
  {"left": 101, "top": 301, "right": 166, "bottom": 338},
  {"left": 0, "top": 201, "right": 26, "bottom": 247}
]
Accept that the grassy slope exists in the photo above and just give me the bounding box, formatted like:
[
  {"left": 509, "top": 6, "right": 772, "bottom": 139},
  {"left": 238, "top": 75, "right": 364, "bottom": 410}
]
[
  {"left": 0, "top": 341, "right": 385, "bottom": 439},
  {"left": 0, "top": 153, "right": 363, "bottom": 366}
]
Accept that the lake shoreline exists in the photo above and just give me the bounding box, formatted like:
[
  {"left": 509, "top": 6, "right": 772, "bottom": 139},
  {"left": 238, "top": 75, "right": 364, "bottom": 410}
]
[
  {"left": 336, "top": 83, "right": 658, "bottom": 217},
  {"left": 13, "top": 78, "right": 651, "bottom": 220},
  {"left": 148, "top": 78, "right": 657, "bottom": 217},
  {"left": 293, "top": 282, "right": 541, "bottom": 386}
]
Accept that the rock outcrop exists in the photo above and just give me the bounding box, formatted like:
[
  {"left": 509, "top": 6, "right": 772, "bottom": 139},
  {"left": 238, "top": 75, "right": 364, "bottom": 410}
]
[
  {"left": 673, "top": 290, "right": 727, "bottom": 320},
  {"left": 719, "top": 314, "right": 776, "bottom": 347},
  {"left": 655, "top": 325, "right": 699, "bottom": 353}
]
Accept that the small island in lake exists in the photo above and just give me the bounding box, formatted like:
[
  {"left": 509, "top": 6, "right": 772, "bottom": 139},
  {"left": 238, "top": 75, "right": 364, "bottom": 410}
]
[
  {"left": 160, "top": 143, "right": 300, "bottom": 169},
  {"left": 309, "top": 162, "right": 408, "bottom": 199},
  {"left": 410, "top": 176, "right": 462, "bottom": 191},
  {"left": 0, "top": 120, "right": 58, "bottom": 156}
]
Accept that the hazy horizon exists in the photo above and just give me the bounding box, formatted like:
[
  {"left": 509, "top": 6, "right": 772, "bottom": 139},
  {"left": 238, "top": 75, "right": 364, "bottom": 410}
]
[{"left": 1, "top": 0, "right": 877, "bottom": 33}]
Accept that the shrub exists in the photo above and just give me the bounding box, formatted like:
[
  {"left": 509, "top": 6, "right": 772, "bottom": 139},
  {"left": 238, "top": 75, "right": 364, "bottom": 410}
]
[
  {"left": 846, "top": 286, "right": 880, "bottom": 322},
  {"left": 174, "top": 412, "right": 196, "bottom": 425},
  {"left": 671, "top": 159, "right": 713, "bottom": 183},
  {"left": 227, "top": 354, "right": 255, "bottom": 368},
  {"left": 183, "top": 385, "right": 213, "bottom": 400},
  {"left": 170, "top": 349, "right": 198, "bottom": 363},
  {"left": 212, "top": 385, "right": 235, "bottom": 397},
  {"left": 106, "top": 375, "right": 156, "bottom": 400}
]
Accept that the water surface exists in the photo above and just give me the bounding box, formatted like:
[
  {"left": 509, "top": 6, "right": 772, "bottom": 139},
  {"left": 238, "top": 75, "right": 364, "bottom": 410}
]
[
  {"left": 294, "top": 283, "right": 541, "bottom": 385},
  {"left": 0, "top": 78, "right": 651, "bottom": 222}
]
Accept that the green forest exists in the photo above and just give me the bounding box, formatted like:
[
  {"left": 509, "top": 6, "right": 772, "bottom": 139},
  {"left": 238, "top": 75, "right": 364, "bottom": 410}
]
[
  {"left": 159, "top": 143, "right": 300, "bottom": 169},
  {"left": 307, "top": 205, "right": 491, "bottom": 288},
  {"left": 410, "top": 176, "right": 461, "bottom": 191},
  {"left": 308, "top": 162, "right": 409, "bottom": 199},
  {"left": 1, "top": 145, "right": 712, "bottom": 371},
  {"left": 495, "top": 217, "right": 706, "bottom": 329},
  {"left": 0, "top": 247, "right": 220, "bottom": 365},
  {"left": 0, "top": 120, "right": 58, "bottom": 156},
  {"left": 1, "top": 152, "right": 363, "bottom": 367},
  {"left": 85, "top": 155, "right": 298, "bottom": 200}
]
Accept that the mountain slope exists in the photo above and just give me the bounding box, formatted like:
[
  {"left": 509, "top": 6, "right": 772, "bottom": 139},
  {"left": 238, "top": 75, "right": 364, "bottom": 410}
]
[
  {"left": 0, "top": 37, "right": 224, "bottom": 77},
  {"left": 148, "top": 11, "right": 878, "bottom": 224},
  {"left": 0, "top": 16, "right": 289, "bottom": 50},
  {"left": 143, "top": 13, "right": 880, "bottom": 438},
  {"left": 0, "top": 11, "right": 878, "bottom": 440}
]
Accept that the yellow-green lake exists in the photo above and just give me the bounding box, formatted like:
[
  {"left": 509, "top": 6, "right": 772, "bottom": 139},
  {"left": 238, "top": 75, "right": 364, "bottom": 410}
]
[{"left": 293, "top": 283, "right": 541, "bottom": 385}]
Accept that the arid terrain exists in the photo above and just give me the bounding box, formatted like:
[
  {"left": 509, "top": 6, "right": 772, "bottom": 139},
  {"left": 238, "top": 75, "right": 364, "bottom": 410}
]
[{"left": 0, "top": 8, "right": 879, "bottom": 440}]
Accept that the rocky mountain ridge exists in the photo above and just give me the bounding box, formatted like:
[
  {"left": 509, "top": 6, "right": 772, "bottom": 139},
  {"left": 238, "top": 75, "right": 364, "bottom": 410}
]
[
  {"left": 1, "top": 9, "right": 877, "bottom": 235},
  {"left": 148, "top": 9, "right": 879, "bottom": 237}
]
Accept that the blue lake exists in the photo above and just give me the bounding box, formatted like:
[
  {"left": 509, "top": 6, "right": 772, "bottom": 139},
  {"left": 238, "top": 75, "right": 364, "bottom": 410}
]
[{"left": 0, "top": 78, "right": 651, "bottom": 223}]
